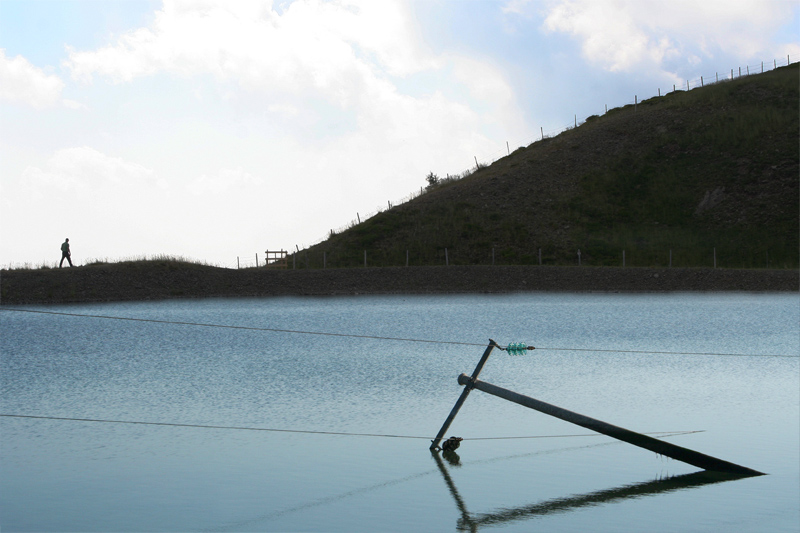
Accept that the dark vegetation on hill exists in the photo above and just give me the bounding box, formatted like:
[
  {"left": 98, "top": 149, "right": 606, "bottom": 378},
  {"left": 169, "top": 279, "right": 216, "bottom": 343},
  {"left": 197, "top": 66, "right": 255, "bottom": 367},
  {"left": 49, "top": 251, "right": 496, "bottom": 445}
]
[{"left": 299, "top": 64, "right": 799, "bottom": 269}]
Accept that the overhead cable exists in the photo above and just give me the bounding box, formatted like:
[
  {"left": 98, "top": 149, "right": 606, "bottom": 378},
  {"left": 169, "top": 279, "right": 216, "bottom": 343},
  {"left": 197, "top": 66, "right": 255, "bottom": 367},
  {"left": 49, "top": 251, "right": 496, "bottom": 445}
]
[
  {"left": 0, "top": 307, "right": 796, "bottom": 358},
  {"left": 0, "top": 414, "right": 703, "bottom": 442}
]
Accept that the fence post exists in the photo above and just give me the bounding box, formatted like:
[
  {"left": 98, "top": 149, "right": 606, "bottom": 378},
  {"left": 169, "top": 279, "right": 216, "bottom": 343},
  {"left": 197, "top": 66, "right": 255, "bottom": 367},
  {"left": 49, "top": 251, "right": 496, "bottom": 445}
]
[
  {"left": 357, "top": 212, "right": 361, "bottom": 224},
  {"left": 658, "top": 88, "right": 661, "bottom": 97},
  {"left": 256, "top": 253, "right": 258, "bottom": 267},
  {"left": 746, "top": 65, "right": 750, "bottom": 76},
  {"left": 237, "top": 256, "right": 240, "bottom": 269},
  {"left": 634, "top": 96, "right": 637, "bottom": 111},
  {"left": 540, "top": 127, "right": 544, "bottom": 140},
  {"left": 445, "top": 248, "right": 449, "bottom": 266},
  {"left": 700, "top": 76, "right": 703, "bottom": 87},
  {"left": 474, "top": 156, "right": 479, "bottom": 168}
]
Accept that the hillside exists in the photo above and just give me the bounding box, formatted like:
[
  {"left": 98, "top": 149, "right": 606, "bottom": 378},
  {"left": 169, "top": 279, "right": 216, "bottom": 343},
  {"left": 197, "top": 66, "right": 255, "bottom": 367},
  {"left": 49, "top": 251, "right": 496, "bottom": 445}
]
[{"left": 299, "top": 64, "right": 799, "bottom": 269}]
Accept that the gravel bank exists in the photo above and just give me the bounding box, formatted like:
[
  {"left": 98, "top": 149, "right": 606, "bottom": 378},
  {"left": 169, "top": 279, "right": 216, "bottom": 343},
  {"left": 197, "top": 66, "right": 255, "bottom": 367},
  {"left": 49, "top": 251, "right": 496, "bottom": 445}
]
[{"left": 1, "top": 264, "right": 797, "bottom": 305}]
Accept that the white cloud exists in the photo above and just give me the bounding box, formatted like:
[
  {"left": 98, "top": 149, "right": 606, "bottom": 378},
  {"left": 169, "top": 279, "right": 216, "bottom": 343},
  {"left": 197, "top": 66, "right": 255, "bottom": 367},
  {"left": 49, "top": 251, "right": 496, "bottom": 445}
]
[
  {"left": 188, "top": 167, "right": 262, "bottom": 195},
  {"left": 60, "top": 0, "right": 526, "bottom": 180},
  {"left": 0, "top": 49, "right": 64, "bottom": 108},
  {"left": 501, "top": 0, "right": 532, "bottom": 16},
  {"left": 62, "top": 99, "right": 89, "bottom": 110},
  {"left": 535, "top": 0, "right": 798, "bottom": 72},
  {"left": 60, "top": 0, "right": 508, "bottom": 150},
  {"left": 64, "top": 0, "right": 436, "bottom": 99},
  {"left": 22, "top": 146, "right": 159, "bottom": 194}
]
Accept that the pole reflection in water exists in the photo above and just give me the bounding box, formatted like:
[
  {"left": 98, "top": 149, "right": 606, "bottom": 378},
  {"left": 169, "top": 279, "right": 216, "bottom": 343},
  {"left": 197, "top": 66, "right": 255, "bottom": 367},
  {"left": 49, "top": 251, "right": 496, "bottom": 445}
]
[{"left": 431, "top": 451, "right": 754, "bottom": 532}]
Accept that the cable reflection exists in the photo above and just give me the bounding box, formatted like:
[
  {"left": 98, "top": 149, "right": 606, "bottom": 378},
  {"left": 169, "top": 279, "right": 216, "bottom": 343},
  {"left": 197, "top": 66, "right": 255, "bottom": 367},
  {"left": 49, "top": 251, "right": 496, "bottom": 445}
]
[{"left": 206, "top": 438, "right": 623, "bottom": 532}]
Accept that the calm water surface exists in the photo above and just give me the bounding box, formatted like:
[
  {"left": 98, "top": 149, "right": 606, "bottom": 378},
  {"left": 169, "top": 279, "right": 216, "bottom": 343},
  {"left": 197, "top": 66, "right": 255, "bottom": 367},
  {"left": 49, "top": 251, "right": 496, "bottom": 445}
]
[{"left": 1, "top": 293, "right": 798, "bottom": 532}]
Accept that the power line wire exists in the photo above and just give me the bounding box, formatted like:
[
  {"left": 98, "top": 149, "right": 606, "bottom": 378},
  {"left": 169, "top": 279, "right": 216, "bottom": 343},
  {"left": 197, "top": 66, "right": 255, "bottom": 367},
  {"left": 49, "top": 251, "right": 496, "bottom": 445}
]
[
  {"left": 0, "top": 413, "right": 702, "bottom": 442},
  {"left": 532, "top": 346, "right": 798, "bottom": 358},
  {"left": 0, "top": 307, "right": 486, "bottom": 348},
  {"left": 0, "top": 307, "right": 796, "bottom": 358}
]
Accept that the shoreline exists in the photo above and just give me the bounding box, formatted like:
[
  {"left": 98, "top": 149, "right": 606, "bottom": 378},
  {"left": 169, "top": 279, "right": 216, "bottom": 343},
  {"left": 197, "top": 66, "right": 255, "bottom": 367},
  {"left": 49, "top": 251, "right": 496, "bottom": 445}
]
[{"left": 1, "top": 264, "right": 797, "bottom": 305}]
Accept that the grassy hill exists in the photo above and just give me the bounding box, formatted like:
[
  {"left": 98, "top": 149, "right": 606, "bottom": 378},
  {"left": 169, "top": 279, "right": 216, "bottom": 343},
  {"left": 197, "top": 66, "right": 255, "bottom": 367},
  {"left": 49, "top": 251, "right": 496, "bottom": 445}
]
[{"left": 298, "top": 63, "right": 799, "bottom": 269}]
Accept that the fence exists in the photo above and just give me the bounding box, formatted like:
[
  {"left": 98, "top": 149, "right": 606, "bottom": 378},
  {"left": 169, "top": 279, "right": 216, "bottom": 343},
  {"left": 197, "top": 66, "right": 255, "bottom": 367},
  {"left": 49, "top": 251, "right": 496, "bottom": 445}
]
[
  {"left": 270, "top": 244, "right": 795, "bottom": 271},
  {"left": 231, "top": 254, "right": 260, "bottom": 269}
]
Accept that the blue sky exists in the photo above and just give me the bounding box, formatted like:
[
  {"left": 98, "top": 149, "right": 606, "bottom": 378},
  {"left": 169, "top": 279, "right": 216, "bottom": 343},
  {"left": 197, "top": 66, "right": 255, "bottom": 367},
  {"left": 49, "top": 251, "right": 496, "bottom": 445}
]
[{"left": 1, "top": 0, "right": 798, "bottom": 267}]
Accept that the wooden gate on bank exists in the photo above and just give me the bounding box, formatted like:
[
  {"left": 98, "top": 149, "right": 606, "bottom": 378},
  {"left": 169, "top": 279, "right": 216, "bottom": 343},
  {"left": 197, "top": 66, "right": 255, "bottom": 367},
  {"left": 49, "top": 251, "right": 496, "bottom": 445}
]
[{"left": 264, "top": 250, "right": 288, "bottom": 269}]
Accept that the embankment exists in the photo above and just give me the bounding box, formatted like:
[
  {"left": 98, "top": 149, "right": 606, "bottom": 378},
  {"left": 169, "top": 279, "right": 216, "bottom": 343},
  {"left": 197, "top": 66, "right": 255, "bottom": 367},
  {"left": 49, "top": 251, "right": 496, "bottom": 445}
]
[{"left": 1, "top": 263, "right": 797, "bottom": 305}]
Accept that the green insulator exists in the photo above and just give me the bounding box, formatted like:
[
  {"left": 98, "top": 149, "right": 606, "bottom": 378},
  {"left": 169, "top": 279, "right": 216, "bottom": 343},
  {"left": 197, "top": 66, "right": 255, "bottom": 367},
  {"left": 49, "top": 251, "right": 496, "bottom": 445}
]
[{"left": 507, "top": 342, "right": 528, "bottom": 355}]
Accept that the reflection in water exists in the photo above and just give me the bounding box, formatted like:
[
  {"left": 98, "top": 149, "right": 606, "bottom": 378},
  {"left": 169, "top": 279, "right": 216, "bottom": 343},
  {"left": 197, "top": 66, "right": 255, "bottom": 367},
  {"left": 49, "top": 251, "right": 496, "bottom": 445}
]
[
  {"left": 205, "top": 467, "right": 437, "bottom": 533},
  {"left": 431, "top": 451, "right": 756, "bottom": 531},
  {"left": 443, "top": 449, "right": 462, "bottom": 466},
  {"left": 209, "top": 439, "right": 625, "bottom": 532}
]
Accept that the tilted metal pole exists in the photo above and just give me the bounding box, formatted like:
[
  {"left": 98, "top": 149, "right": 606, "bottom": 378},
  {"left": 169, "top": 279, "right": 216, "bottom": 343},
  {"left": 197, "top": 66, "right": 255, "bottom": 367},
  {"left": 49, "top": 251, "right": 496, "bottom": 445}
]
[
  {"left": 457, "top": 374, "right": 763, "bottom": 476},
  {"left": 430, "top": 340, "right": 498, "bottom": 451}
]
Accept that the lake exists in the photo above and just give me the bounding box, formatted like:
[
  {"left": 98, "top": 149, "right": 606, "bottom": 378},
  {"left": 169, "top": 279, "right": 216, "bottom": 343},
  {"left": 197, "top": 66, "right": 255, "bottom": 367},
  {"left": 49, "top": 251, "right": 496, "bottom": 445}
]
[{"left": 1, "top": 293, "right": 798, "bottom": 532}]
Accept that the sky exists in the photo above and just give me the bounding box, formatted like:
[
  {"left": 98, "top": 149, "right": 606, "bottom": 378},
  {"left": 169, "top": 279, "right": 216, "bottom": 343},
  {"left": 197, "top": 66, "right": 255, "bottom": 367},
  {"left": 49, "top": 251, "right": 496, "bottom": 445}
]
[{"left": 1, "top": 0, "right": 798, "bottom": 268}]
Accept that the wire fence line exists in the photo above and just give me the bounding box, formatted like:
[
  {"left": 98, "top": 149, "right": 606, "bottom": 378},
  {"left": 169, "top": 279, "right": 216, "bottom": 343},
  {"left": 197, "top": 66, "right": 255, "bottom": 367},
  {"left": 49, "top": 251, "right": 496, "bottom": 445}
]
[
  {"left": 231, "top": 253, "right": 261, "bottom": 269},
  {"left": 279, "top": 55, "right": 796, "bottom": 256},
  {"left": 252, "top": 243, "right": 795, "bottom": 271}
]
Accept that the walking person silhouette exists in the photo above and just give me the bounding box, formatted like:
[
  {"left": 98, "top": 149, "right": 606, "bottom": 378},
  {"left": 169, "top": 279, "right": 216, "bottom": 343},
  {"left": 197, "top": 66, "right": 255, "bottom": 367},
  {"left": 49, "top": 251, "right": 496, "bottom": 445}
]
[{"left": 60, "top": 238, "right": 73, "bottom": 267}]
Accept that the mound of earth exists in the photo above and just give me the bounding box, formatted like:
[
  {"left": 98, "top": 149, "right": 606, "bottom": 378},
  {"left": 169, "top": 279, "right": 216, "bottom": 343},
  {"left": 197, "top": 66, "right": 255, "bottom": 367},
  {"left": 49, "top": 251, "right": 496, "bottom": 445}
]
[{"left": 1, "top": 263, "right": 796, "bottom": 305}]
